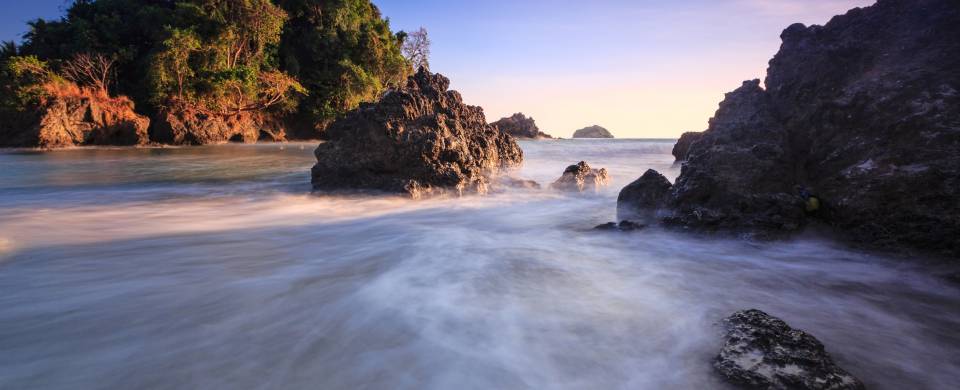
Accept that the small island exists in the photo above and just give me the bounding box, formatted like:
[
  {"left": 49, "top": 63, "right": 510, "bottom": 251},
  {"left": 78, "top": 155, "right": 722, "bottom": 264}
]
[
  {"left": 572, "top": 125, "right": 614, "bottom": 139},
  {"left": 491, "top": 113, "right": 553, "bottom": 139}
]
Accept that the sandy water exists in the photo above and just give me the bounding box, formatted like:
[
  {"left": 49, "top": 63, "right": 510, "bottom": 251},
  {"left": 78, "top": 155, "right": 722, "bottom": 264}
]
[{"left": 0, "top": 140, "right": 958, "bottom": 389}]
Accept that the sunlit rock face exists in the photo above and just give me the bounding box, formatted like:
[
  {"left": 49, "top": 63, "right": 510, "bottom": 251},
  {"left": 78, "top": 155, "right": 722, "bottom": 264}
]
[
  {"left": 0, "top": 93, "right": 149, "bottom": 148},
  {"left": 620, "top": 0, "right": 960, "bottom": 256},
  {"left": 551, "top": 161, "right": 609, "bottom": 193},
  {"left": 491, "top": 113, "right": 553, "bottom": 139},
  {"left": 311, "top": 68, "right": 523, "bottom": 198},
  {"left": 715, "top": 309, "right": 865, "bottom": 390}
]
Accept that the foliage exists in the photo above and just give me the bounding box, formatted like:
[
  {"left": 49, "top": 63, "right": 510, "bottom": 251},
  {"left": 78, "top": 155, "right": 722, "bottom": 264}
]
[
  {"left": 9, "top": 0, "right": 412, "bottom": 132},
  {"left": 0, "top": 56, "right": 60, "bottom": 113}
]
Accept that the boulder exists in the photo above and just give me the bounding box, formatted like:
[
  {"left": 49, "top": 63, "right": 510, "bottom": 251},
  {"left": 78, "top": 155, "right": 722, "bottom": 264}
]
[
  {"left": 672, "top": 131, "right": 704, "bottom": 161},
  {"left": 617, "top": 169, "right": 673, "bottom": 223},
  {"left": 572, "top": 125, "right": 614, "bottom": 138},
  {"left": 311, "top": 68, "right": 523, "bottom": 197},
  {"left": 151, "top": 107, "right": 287, "bottom": 145},
  {"left": 0, "top": 93, "right": 149, "bottom": 148},
  {"left": 551, "top": 161, "right": 609, "bottom": 192},
  {"left": 491, "top": 113, "right": 553, "bottom": 139},
  {"left": 715, "top": 309, "right": 865, "bottom": 390},
  {"left": 621, "top": 0, "right": 960, "bottom": 256}
]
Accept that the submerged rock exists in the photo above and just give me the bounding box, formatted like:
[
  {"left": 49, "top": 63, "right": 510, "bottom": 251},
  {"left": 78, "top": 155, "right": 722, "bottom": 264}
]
[
  {"left": 311, "top": 68, "right": 523, "bottom": 197},
  {"left": 572, "top": 125, "right": 614, "bottom": 139},
  {"left": 715, "top": 309, "right": 865, "bottom": 390},
  {"left": 621, "top": 0, "right": 960, "bottom": 256},
  {"left": 551, "top": 161, "right": 609, "bottom": 192},
  {"left": 672, "top": 131, "right": 704, "bottom": 162},
  {"left": 491, "top": 113, "right": 553, "bottom": 139},
  {"left": 152, "top": 107, "right": 287, "bottom": 145},
  {"left": 0, "top": 93, "right": 149, "bottom": 148},
  {"left": 594, "top": 220, "right": 646, "bottom": 232}
]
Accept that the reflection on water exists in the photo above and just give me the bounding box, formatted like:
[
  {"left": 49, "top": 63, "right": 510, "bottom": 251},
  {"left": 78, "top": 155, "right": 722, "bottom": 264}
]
[{"left": 0, "top": 140, "right": 958, "bottom": 389}]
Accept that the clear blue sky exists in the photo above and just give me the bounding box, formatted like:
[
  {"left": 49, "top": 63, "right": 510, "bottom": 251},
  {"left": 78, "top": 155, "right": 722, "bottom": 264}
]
[{"left": 1, "top": 0, "right": 875, "bottom": 138}]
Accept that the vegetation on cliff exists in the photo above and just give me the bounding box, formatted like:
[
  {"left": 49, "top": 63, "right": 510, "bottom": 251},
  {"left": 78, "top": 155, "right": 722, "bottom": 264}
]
[{"left": 0, "top": 0, "right": 416, "bottom": 144}]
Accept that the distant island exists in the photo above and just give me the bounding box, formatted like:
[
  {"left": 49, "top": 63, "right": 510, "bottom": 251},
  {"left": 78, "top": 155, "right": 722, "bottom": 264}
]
[{"left": 572, "top": 125, "right": 614, "bottom": 138}]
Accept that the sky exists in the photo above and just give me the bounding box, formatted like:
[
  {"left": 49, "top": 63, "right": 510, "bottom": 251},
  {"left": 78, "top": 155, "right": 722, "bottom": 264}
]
[{"left": 0, "top": 0, "right": 875, "bottom": 138}]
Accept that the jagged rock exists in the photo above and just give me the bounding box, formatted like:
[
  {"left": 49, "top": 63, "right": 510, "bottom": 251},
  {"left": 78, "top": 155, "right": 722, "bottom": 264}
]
[
  {"left": 621, "top": 0, "right": 960, "bottom": 255},
  {"left": 0, "top": 93, "right": 149, "bottom": 148},
  {"left": 152, "top": 107, "right": 286, "bottom": 145},
  {"left": 715, "top": 309, "right": 865, "bottom": 390},
  {"left": 551, "top": 161, "right": 609, "bottom": 192},
  {"left": 491, "top": 113, "right": 553, "bottom": 139},
  {"left": 617, "top": 169, "right": 674, "bottom": 223},
  {"left": 311, "top": 68, "right": 523, "bottom": 197},
  {"left": 572, "top": 125, "right": 614, "bottom": 138},
  {"left": 672, "top": 131, "right": 704, "bottom": 162}
]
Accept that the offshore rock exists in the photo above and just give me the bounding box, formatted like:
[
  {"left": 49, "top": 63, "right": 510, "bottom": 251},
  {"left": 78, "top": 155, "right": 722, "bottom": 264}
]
[
  {"left": 672, "top": 131, "right": 704, "bottom": 162},
  {"left": 625, "top": 0, "right": 960, "bottom": 255},
  {"left": 0, "top": 93, "right": 149, "bottom": 148},
  {"left": 572, "top": 125, "right": 614, "bottom": 138},
  {"left": 715, "top": 309, "right": 865, "bottom": 390},
  {"left": 617, "top": 169, "right": 673, "bottom": 224},
  {"left": 551, "top": 161, "right": 609, "bottom": 192},
  {"left": 311, "top": 68, "right": 523, "bottom": 197},
  {"left": 491, "top": 113, "right": 553, "bottom": 139}
]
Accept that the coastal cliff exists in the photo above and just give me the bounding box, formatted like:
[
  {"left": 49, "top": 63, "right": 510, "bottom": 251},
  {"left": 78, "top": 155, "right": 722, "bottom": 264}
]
[{"left": 619, "top": 0, "right": 960, "bottom": 257}]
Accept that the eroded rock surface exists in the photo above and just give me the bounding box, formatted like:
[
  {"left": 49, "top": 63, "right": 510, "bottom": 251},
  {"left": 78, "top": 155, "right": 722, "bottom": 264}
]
[
  {"left": 620, "top": 0, "right": 960, "bottom": 255},
  {"left": 551, "top": 161, "right": 609, "bottom": 192},
  {"left": 572, "top": 125, "right": 614, "bottom": 139},
  {"left": 672, "top": 131, "right": 704, "bottom": 162},
  {"left": 715, "top": 309, "right": 865, "bottom": 390},
  {"left": 0, "top": 94, "right": 149, "bottom": 148},
  {"left": 491, "top": 113, "right": 553, "bottom": 139},
  {"left": 152, "top": 107, "right": 286, "bottom": 145},
  {"left": 311, "top": 68, "right": 523, "bottom": 197}
]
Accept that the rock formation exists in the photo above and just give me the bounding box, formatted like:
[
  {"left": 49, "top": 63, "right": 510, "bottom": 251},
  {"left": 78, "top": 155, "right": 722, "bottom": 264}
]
[
  {"left": 618, "top": 0, "right": 960, "bottom": 256},
  {"left": 151, "top": 107, "right": 287, "bottom": 145},
  {"left": 311, "top": 68, "right": 523, "bottom": 197},
  {"left": 551, "top": 161, "right": 609, "bottom": 192},
  {"left": 672, "top": 131, "right": 704, "bottom": 162},
  {"left": 0, "top": 93, "right": 149, "bottom": 148},
  {"left": 491, "top": 113, "right": 553, "bottom": 139},
  {"left": 572, "top": 125, "right": 614, "bottom": 138},
  {"left": 617, "top": 169, "right": 674, "bottom": 224},
  {"left": 715, "top": 309, "right": 865, "bottom": 390}
]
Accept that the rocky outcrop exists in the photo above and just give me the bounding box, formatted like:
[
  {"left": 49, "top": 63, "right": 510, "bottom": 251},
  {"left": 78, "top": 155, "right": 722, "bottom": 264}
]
[
  {"left": 0, "top": 93, "right": 149, "bottom": 148},
  {"left": 672, "top": 131, "right": 704, "bottom": 162},
  {"left": 617, "top": 169, "right": 673, "bottom": 224},
  {"left": 151, "top": 107, "right": 287, "bottom": 145},
  {"left": 572, "top": 125, "right": 614, "bottom": 138},
  {"left": 619, "top": 0, "right": 960, "bottom": 256},
  {"left": 311, "top": 68, "right": 523, "bottom": 197},
  {"left": 551, "top": 161, "right": 609, "bottom": 192},
  {"left": 715, "top": 309, "right": 865, "bottom": 390},
  {"left": 491, "top": 113, "right": 553, "bottom": 139}
]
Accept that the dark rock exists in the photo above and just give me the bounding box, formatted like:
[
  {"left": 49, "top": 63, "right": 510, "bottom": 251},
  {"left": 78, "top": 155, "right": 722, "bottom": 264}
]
[
  {"left": 572, "top": 125, "right": 614, "bottom": 139},
  {"left": 617, "top": 169, "right": 674, "bottom": 223},
  {"left": 499, "top": 176, "right": 541, "bottom": 190},
  {"left": 491, "top": 113, "right": 553, "bottom": 139},
  {"left": 310, "top": 68, "right": 523, "bottom": 197},
  {"left": 594, "top": 222, "right": 619, "bottom": 231},
  {"left": 630, "top": 0, "right": 960, "bottom": 256},
  {"left": 152, "top": 107, "right": 286, "bottom": 145},
  {"left": 551, "top": 161, "right": 609, "bottom": 192},
  {"left": 594, "top": 220, "right": 646, "bottom": 232},
  {"left": 715, "top": 309, "right": 865, "bottom": 390},
  {"left": 672, "top": 131, "right": 705, "bottom": 161},
  {"left": 0, "top": 93, "right": 149, "bottom": 148}
]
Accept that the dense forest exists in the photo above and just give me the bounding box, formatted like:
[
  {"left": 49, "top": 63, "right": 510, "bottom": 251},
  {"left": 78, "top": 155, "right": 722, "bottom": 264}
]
[{"left": 0, "top": 0, "right": 419, "bottom": 145}]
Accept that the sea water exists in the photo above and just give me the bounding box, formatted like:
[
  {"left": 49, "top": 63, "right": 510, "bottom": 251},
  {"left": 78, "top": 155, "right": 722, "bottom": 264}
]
[{"left": 0, "top": 140, "right": 958, "bottom": 389}]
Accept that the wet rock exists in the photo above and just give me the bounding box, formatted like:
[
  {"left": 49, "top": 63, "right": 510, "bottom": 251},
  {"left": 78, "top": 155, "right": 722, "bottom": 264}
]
[
  {"left": 311, "top": 68, "right": 523, "bottom": 197},
  {"left": 499, "top": 176, "right": 541, "bottom": 190},
  {"left": 595, "top": 220, "right": 646, "bottom": 231},
  {"left": 0, "top": 93, "right": 149, "bottom": 148},
  {"left": 715, "top": 309, "right": 865, "bottom": 390},
  {"left": 572, "top": 125, "right": 614, "bottom": 138},
  {"left": 491, "top": 113, "right": 553, "bottom": 139},
  {"left": 632, "top": 0, "right": 960, "bottom": 256},
  {"left": 617, "top": 169, "right": 673, "bottom": 223},
  {"left": 551, "top": 161, "right": 609, "bottom": 192},
  {"left": 672, "top": 131, "right": 704, "bottom": 162},
  {"left": 152, "top": 107, "right": 286, "bottom": 145}
]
